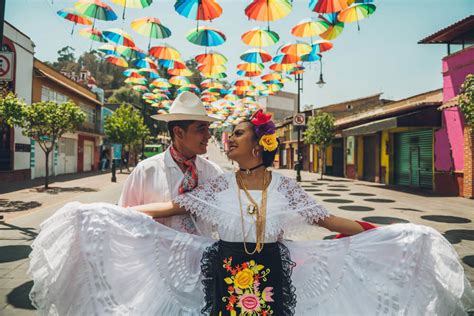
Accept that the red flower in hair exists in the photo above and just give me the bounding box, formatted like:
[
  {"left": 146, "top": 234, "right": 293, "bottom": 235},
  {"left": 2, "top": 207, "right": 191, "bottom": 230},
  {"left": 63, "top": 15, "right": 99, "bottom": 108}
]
[{"left": 251, "top": 110, "right": 272, "bottom": 126}]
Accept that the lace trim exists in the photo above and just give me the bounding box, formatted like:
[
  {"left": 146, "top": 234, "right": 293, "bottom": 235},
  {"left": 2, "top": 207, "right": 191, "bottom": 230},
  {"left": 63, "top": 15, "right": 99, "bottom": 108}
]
[
  {"left": 200, "top": 241, "right": 220, "bottom": 314},
  {"left": 278, "top": 242, "right": 297, "bottom": 315},
  {"left": 277, "top": 176, "right": 330, "bottom": 225}
]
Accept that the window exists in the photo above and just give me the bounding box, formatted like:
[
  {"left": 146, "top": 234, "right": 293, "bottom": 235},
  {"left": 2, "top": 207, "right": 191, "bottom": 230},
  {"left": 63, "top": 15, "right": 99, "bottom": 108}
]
[
  {"left": 79, "top": 103, "right": 97, "bottom": 125},
  {"left": 41, "top": 86, "right": 68, "bottom": 103}
]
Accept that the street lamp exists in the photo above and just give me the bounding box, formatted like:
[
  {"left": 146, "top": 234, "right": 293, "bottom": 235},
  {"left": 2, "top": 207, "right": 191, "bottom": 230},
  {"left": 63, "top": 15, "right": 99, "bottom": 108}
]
[
  {"left": 295, "top": 73, "right": 303, "bottom": 182},
  {"left": 316, "top": 58, "right": 326, "bottom": 88}
]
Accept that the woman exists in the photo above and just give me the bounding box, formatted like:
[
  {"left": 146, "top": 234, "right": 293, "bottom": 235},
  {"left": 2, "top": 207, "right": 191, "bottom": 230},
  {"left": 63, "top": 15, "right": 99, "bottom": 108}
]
[{"left": 29, "top": 111, "right": 474, "bottom": 315}]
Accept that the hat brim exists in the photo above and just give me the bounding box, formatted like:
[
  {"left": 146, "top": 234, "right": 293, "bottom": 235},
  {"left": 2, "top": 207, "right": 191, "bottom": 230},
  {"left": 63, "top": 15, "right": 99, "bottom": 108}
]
[{"left": 150, "top": 113, "right": 220, "bottom": 122}]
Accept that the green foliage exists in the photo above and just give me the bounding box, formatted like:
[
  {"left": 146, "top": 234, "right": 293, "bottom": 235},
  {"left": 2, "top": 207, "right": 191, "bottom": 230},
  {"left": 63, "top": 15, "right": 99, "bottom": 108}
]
[
  {"left": 104, "top": 103, "right": 150, "bottom": 147},
  {"left": 0, "top": 93, "right": 25, "bottom": 126},
  {"left": 459, "top": 74, "right": 474, "bottom": 131},
  {"left": 108, "top": 86, "right": 143, "bottom": 105},
  {"left": 303, "top": 111, "right": 336, "bottom": 147}
]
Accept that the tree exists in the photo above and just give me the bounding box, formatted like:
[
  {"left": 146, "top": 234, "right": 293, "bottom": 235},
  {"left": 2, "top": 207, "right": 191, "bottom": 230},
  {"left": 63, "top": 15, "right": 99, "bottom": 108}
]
[
  {"left": 104, "top": 104, "right": 150, "bottom": 172},
  {"left": 0, "top": 94, "right": 86, "bottom": 189},
  {"left": 303, "top": 111, "right": 336, "bottom": 179},
  {"left": 459, "top": 74, "right": 474, "bottom": 131}
]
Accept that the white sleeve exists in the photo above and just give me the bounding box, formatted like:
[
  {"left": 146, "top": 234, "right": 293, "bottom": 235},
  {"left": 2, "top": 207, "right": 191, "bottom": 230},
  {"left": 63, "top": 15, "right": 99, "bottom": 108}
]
[{"left": 118, "top": 165, "right": 145, "bottom": 207}]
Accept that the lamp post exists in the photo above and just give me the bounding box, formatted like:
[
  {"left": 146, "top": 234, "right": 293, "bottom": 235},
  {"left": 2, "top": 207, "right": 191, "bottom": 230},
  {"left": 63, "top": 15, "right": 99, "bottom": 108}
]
[
  {"left": 316, "top": 58, "right": 326, "bottom": 88},
  {"left": 295, "top": 73, "right": 303, "bottom": 182}
]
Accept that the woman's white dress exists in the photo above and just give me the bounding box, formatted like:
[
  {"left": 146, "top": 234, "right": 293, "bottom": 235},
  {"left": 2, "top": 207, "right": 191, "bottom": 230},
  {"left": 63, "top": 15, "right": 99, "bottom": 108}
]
[{"left": 28, "top": 172, "right": 474, "bottom": 315}]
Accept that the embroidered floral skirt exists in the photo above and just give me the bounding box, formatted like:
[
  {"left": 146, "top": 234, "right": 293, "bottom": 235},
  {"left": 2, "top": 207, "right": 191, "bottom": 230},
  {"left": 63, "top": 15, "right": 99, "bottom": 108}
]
[{"left": 201, "top": 240, "right": 297, "bottom": 316}]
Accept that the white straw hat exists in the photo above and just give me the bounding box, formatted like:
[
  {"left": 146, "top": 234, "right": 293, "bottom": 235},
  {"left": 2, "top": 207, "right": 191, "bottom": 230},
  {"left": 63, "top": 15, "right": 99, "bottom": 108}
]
[{"left": 151, "top": 91, "right": 219, "bottom": 122}]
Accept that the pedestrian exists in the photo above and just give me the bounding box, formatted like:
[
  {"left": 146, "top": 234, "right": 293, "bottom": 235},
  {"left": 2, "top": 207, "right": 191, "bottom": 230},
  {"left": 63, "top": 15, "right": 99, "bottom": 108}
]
[
  {"left": 28, "top": 110, "right": 474, "bottom": 315},
  {"left": 100, "top": 149, "right": 109, "bottom": 171},
  {"left": 117, "top": 91, "right": 223, "bottom": 233}
]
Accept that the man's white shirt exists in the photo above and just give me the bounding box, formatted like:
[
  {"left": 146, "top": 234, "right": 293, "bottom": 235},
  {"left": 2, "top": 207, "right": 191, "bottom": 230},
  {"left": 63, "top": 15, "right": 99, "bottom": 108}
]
[{"left": 118, "top": 146, "right": 223, "bottom": 234}]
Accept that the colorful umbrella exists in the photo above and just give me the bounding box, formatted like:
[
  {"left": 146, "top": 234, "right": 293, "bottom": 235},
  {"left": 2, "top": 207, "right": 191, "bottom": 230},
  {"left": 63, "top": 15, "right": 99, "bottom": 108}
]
[
  {"left": 309, "top": 0, "right": 348, "bottom": 14},
  {"left": 79, "top": 28, "right": 106, "bottom": 42},
  {"left": 117, "top": 46, "right": 146, "bottom": 59},
  {"left": 198, "top": 64, "right": 227, "bottom": 75},
  {"left": 269, "top": 63, "right": 296, "bottom": 72},
  {"left": 291, "top": 18, "right": 329, "bottom": 40},
  {"left": 111, "top": 0, "right": 152, "bottom": 20},
  {"left": 201, "top": 79, "right": 224, "bottom": 88},
  {"left": 289, "top": 65, "right": 305, "bottom": 75},
  {"left": 159, "top": 59, "right": 187, "bottom": 70},
  {"left": 169, "top": 76, "right": 191, "bottom": 86},
  {"left": 195, "top": 51, "right": 228, "bottom": 65},
  {"left": 132, "top": 85, "right": 149, "bottom": 92},
  {"left": 237, "top": 63, "right": 265, "bottom": 72},
  {"left": 138, "top": 68, "right": 160, "bottom": 78},
  {"left": 151, "top": 78, "right": 172, "bottom": 88},
  {"left": 168, "top": 68, "right": 193, "bottom": 76},
  {"left": 74, "top": 0, "right": 117, "bottom": 24},
  {"left": 103, "top": 28, "right": 136, "bottom": 47},
  {"left": 261, "top": 72, "right": 281, "bottom": 81},
  {"left": 338, "top": 3, "right": 376, "bottom": 31},
  {"left": 318, "top": 13, "right": 344, "bottom": 40},
  {"left": 149, "top": 44, "right": 181, "bottom": 60},
  {"left": 131, "top": 17, "right": 171, "bottom": 50},
  {"left": 125, "top": 77, "right": 148, "bottom": 85},
  {"left": 174, "top": 0, "right": 222, "bottom": 23},
  {"left": 245, "top": 0, "right": 292, "bottom": 30},
  {"left": 186, "top": 26, "right": 226, "bottom": 47},
  {"left": 237, "top": 70, "right": 262, "bottom": 77},
  {"left": 205, "top": 72, "right": 227, "bottom": 79},
  {"left": 232, "top": 79, "right": 254, "bottom": 87},
  {"left": 97, "top": 43, "right": 120, "bottom": 55},
  {"left": 281, "top": 41, "right": 312, "bottom": 57},
  {"left": 134, "top": 57, "right": 157, "bottom": 69},
  {"left": 105, "top": 55, "right": 128, "bottom": 67},
  {"left": 272, "top": 54, "right": 300, "bottom": 64},
  {"left": 123, "top": 68, "right": 144, "bottom": 78},
  {"left": 310, "top": 39, "right": 333, "bottom": 53},
  {"left": 57, "top": 8, "right": 92, "bottom": 35},
  {"left": 301, "top": 51, "right": 322, "bottom": 62},
  {"left": 240, "top": 48, "right": 272, "bottom": 63},
  {"left": 241, "top": 27, "right": 279, "bottom": 47}
]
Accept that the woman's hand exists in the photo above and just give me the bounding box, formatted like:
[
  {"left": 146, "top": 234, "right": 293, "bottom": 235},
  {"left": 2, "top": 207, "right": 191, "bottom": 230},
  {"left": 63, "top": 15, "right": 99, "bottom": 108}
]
[
  {"left": 132, "top": 202, "right": 187, "bottom": 218},
  {"left": 316, "top": 215, "right": 375, "bottom": 236}
]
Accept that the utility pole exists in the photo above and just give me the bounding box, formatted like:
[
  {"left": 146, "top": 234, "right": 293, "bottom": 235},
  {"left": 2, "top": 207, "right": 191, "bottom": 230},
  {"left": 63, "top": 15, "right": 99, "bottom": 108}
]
[{"left": 0, "top": 0, "right": 6, "bottom": 49}]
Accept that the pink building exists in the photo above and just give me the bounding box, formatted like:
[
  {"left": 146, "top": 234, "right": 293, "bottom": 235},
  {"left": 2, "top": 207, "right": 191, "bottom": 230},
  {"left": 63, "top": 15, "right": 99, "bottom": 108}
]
[{"left": 420, "top": 16, "right": 474, "bottom": 197}]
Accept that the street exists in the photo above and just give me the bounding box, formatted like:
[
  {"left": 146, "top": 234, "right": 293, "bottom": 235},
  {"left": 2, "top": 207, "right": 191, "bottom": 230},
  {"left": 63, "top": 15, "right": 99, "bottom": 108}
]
[{"left": 1, "top": 142, "right": 473, "bottom": 314}]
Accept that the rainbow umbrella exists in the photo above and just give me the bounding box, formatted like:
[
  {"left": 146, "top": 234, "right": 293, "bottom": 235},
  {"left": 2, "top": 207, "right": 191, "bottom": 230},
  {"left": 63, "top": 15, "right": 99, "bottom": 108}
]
[
  {"left": 289, "top": 65, "right": 305, "bottom": 75},
  {"left": 57, "top": 8, "right": 92, "bottom": 35},
  {"left": 105, "top": 55, "right": 128, "bottom": 67},
  {"left": 244, "top": 0, "right": 292, "bottom": 30},
  {"left": 261, "top": 72, "right": 281, "bottom": 81},
  {"left": 168, "top": 68, "right": 193, "bottom": 76},
  {"left": 240, "top": 48, "right": 272, "bottom": 63},
  {"left": 309, "top": 0, "right": 348, "bottom": 14},
  {"left": 123, "top": 68, "right": 144, "bottom": 78},
  {"left": 132, "top": 85, "right": 149, "bottom": 92},
  {"left": 138, "top": 68, "right": 160, "bottom": 78},
  {"left": 310, "top": 39, "right": 333, "bottom": 53},
  {"left": 206, "top": 72, "right": 227, "bottom": 79},
  {"left": 79, "top": 28, "right": 106, "bottom": 42},
  {"left": 159, "top": 59, "right": 186, "bottom": 70},
  {"left": 291, "top": 18, "right": 329, "bottom": 41},
  {"left": 301, "top": 51, "right": 322, "bottom": 62},
  {"left": 103, "top": 28, "right": 136, "bottom": 47},
  {"left": 241, "top": 27, "right": 279, "bottom": 47},
  {"left": 237, "top": 70, "right": 262, "bottom": 77},
  {"left": 131, "top": 17, "right": 171, "bottom": 50},
  {"left": 281, "top": 41, "right": 312, "bottom": 57},
  {"left": 201, "top": 79, "right": 224, "bottom": 88},
  {"left": 169, "top": 76, "right": 190, "bottom": 86},
  {"left": 186, "top": 26, "right": 226, "bottom": 47},
  {"left": 273, "top": 54, "right": 300, "bottom": 64},
  {"left": 134, "top": 57, "right": 157, "bottom": 69},
  {"left": 149, "top": 44, "right": 181, "bottom": 60},
  {"left": 237, "top": 63, "right": 264, "bottom": 72},
  {"left": 117, "top": 46, "right": 146, "bottom": 59},
  {"left": 232, "top": 79, "right": 254, "bottom": 87},
  {"left": 195, "top": 51, "right": 227, "bottom": 65},
  {"left": 338, "top": 3, "right": 376, "bottom": 31},
  {"left": 174, "top": 0, "right": 223, "bottom": 24},
  {"left": 74, "top": 0, "right": 117, "bottom": 26},
  {"left": 97, "top": 43, "right": 120, "bottom": 55},
  {"left": 111, "top": 0, "right": 152, "bottom": 20},
  {"left": 151, "top": 78, "right": 172, "bottom": 88},
  {"left": 198, "top": 64, "right": 227, "bottom": 75},
  {"left": 318, "top": 13, "right": 344, "bottom": 40},
  {"left": 125, "top": 77, "right": 148, "bottom": 85},
  {"left": 269, "top": 63, "right": 296, "bottom": 72}
]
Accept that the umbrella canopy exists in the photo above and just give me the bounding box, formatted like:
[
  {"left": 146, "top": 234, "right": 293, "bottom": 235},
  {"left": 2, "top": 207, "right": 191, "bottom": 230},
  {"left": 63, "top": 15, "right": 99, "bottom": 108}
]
[
  {"left": 237, "top": 63, "right": 264, "bottom": 72},
  {"left": 169, "top": 76, "right": 191, "bottom": 86},
  {"left": 269, "top": 62, "right": 296, "bottom": 72},
  {"left": 125, "top": 77, "right": 148, "bottom": 85},
  {"left": 272, "top": 54, "right": 300, "bottom": 64},
  {"left": 205, "top": 72, "right": 227, "bottom": 79},
  {"left": 57, "top": 8, "right": 92, "bottom": 35},
  {"left": 232, "top": 79, "right": 254, "bottom": 87},
  {"left": 195, "top": 51, "right": 228, "bottom": 65},
  {"left": 198, "top": 64, "right": 227, "bottom": 75},
  {"left": 138, "top": 68, "right": 160, "bottom": 78},
  {"left": 319, "top": 13, "right": 344, "bottom": 40},
  {"left": 98, "top": 43, "right": 120, "bottom": 55},
  {"left": 281, "top": 41, "right": 312, "bottom": 56},
  {"left": 117, "top": 45, "right": 146, "bottom": 59},
  {"left": 301, "top": 51, "right": 322, "bottom": 62},
  {"left": 111, "top": 0, "right": 152, "bottom": 19},
  {"left": 291, "top": 18, "right": 329, "bottom": 39},
  {"left": 261, "top": 72, "right": 281, "bottom": 81},
  {"left": 79, "top": 28, "right": 106, "bottom": 42},
  {"left": 174, "top": 0, "right": 223, "bottom": 21},
  {"left": 103, "top": 28, "right": 136, "bottom": 47},
  {"left": 105, "top": 55, "right": 128, "bottom": 67},
  {"left": 309, "top": 0, "right": 348, "bottom": 14},
  {"left": 338, "top": 3, "right": 376, "bottom": 30},
  {"left": 149, "top": 44, "right": 181, "bottom": 60},
  {"left": 244, "top": 0, "right": 292, "bottom": 22},
  {"left": 132, "top": 85, "right": 149, "bottom": 92},
  {"left": 131, "top": 17, "right": 171, "bottom": 49},
  {"left": 201, "top": 79, "right": 224, "bottom": 88},
  {"left": 134, "top": 57, "right": 157, "bottom": 69},
  {"left": 159, "top": 59, "right": 186, "bottom": 70},
  {"left": 186, "top": 26, "right": 226, "bottom": 47},
  {"left": 123, "top": 68, "right": 144, "bottom": 78},
  {"left": 74, "top": 0, "right": 117, "bottom": 21},
  {"left": 289, "top": 65, "right": 305, "bottom": 75},
  {"left": 241, "top": 27, "right": 279, "bottom": 47},
  {"left": 310, "top": 39, "right": 333, "bottom": 53},
  {"left": 168, "top": 68, "right": 193, "bottom": 76},
  {"left": 240, "top": 48, "right": 272, "bottom": 63},
  {"left": 236, "top": 70, "right": 262, "bottom": 77},
  {"left": 151, "top": 78, "right": 172, "bottom": 88}
]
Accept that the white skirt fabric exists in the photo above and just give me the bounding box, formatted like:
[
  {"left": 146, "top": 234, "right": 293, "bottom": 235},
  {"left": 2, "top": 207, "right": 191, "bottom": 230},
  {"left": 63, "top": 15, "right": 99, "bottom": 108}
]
[{"left": 28, "top": 202, "right": 474, "bottom": 315}]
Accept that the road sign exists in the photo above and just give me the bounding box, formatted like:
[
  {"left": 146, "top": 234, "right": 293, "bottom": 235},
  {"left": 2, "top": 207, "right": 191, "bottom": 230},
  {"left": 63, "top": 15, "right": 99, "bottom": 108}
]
[
  {"left": 0, "top": 52, "right": 13, "bottom": 81},
  {"left": 293, "top": 113, "right": 306, "bottom": 126}
]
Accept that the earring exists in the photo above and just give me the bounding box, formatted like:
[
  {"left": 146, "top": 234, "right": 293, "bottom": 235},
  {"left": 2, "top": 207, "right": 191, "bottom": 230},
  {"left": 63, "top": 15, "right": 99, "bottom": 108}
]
[{"left": 252, "top": 148, "right": 259, "bottom": 157}]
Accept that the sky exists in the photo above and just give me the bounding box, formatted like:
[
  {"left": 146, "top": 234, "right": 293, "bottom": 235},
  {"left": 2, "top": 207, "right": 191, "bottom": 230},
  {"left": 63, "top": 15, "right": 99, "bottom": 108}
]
[{"left": 4, "top": 0, "right": 474, "bottom": 109}]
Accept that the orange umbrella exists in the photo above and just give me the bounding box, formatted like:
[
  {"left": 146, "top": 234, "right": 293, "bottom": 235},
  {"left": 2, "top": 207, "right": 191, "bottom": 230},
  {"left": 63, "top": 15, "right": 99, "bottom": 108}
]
[{"left": 309, "top": 0, "right": 348, "bottom": 14}]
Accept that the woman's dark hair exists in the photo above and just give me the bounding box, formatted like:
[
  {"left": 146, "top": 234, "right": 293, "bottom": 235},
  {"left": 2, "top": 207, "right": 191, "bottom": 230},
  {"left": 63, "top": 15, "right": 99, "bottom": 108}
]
[{"left": 241, "top": 119, "right": 279, "bottom": 167}]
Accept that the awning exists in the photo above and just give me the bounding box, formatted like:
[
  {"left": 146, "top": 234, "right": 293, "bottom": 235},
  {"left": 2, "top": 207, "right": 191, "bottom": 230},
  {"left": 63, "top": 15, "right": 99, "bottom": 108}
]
[{"left": 342, "top": 109, "right": 441, "bottom": 137}]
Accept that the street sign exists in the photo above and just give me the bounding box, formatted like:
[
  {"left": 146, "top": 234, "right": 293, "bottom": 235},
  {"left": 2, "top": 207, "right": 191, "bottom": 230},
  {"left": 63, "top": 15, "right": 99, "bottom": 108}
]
[
  {"left": 293, "top": 113, "right": 306, "bottom": 126},
  {"left": 0, "top": 52, "right": 13, "bottom": 81}
]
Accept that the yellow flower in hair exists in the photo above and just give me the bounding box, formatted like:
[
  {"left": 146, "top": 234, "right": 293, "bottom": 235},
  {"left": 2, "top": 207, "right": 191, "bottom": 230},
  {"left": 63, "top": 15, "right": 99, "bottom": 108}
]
[{"left": 259, "top": 133, "right": 278, "bottom": 152}]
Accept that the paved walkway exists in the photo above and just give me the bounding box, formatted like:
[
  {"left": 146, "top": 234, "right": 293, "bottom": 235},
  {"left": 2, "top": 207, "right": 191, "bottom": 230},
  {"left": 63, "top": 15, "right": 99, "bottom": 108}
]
[{"left": 0, "top": 142, "right": 473, "bottom": 314}]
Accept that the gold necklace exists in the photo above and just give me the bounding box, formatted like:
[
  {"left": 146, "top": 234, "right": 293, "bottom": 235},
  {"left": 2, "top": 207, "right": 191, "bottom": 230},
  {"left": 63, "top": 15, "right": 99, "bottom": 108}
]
[{"left": 236, "top": 170, "right": 270, "bottom": 255}]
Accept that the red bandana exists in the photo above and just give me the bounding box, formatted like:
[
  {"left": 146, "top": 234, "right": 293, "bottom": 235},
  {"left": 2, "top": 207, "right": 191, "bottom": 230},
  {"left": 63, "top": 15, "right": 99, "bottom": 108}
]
[{"left": 170, "top": 146, "right": 198, "bottom": 194}]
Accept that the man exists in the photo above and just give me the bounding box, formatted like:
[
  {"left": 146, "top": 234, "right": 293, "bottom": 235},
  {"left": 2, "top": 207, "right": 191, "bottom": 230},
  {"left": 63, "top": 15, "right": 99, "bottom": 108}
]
[{"left": 118, "top": 91, "right": 223, "bottom": 234}]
